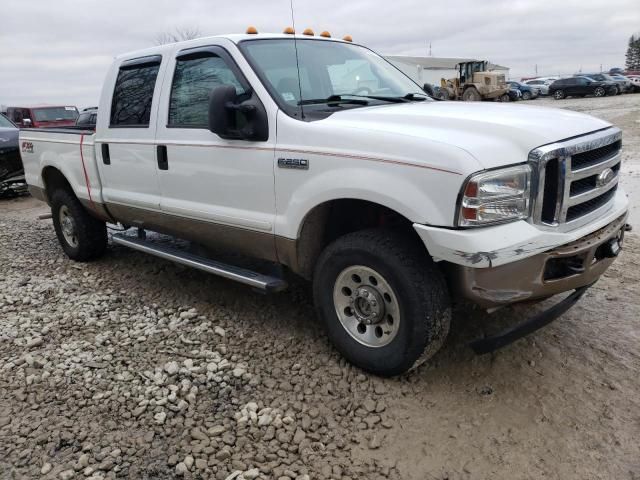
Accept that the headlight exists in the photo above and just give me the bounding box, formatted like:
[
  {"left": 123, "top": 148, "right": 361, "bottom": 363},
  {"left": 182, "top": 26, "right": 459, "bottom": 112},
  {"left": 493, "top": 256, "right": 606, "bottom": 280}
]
[{"left": 457, "top": 164, "right": 532, "bottom": 227}]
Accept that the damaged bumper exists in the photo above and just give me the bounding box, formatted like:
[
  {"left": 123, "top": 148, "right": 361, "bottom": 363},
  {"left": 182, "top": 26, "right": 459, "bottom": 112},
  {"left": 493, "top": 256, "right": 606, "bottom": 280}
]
[
  {"left": 414, "top": 188, "right": 628, "bottom": 308},
  {"left": 447, "top": 213, "right": 627, "bottom": 308}
]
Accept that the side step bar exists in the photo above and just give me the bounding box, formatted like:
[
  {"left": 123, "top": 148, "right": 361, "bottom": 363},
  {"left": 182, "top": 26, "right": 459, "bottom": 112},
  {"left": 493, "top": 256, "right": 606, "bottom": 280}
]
[{"left": 111, "top": 233, "right": 287, "bottom": 293}]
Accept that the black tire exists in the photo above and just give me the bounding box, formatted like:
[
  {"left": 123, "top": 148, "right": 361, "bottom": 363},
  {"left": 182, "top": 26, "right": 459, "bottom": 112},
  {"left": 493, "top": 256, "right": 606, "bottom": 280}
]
[
  {"left": 462, "top": 87, "right": 481, "bottom": 101},
  {"left": 438, "top": 89, "right": 450, "bottom": 101},
  {"left": 313, "top": 229, "right": 451, "bottom": 376},
  {"left": 51, "top": 189, "right": 107, "bottom": 261},
  {"left": 498, "top": 93, "right": 510, "bottom": 102},
  {"left": 522, "top": 91, "right": 532, "bottom": 100},
  {"left": 553, "top": 89, "right": 565, "bottom": 100}
]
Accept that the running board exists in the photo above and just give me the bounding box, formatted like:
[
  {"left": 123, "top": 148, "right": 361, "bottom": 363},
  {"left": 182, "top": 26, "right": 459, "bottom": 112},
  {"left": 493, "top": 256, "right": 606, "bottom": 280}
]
[{"left": 111, "top": 233, "right": 287, "bottom": 293}]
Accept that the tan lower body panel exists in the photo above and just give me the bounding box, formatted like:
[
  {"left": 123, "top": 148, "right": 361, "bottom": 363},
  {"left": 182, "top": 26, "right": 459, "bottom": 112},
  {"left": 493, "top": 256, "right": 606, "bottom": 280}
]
[{"left": 105, "top": 202, "right": 282, "bottom": 264}]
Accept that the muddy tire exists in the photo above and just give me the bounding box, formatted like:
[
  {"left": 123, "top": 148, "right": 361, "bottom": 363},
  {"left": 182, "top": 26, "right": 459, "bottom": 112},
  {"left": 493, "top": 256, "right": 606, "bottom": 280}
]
[
  {"left": 51, "top": 189, "right": 107, "bottom": 261},
  {"left": 553, "top": 89, "right": 565, "bottom": 100},
  {"left": 438, "top": 89, "right": 450, "bottom": 101},
  {"left": 313, "top": 229, "right": 451, "bottom": 377},
  {"left": 462, "top": 87, "right": 481, "bottom": 101}
]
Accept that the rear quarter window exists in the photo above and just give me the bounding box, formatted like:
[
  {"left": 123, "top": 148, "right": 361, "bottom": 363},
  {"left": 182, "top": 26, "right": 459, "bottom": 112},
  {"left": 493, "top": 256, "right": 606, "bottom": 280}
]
[{"left": 110, "top": 57, "right": 161, "bottom": 127}]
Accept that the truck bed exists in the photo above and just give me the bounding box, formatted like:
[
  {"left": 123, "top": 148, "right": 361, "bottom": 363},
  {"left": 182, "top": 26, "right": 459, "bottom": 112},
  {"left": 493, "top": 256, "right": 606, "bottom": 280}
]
[{"left": 18, "top": 128, "right": 103, "bottom": 207}]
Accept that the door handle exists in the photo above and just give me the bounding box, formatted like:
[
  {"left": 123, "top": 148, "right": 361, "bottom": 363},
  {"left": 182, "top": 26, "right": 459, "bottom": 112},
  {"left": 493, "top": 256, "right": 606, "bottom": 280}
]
[
  {"left": 157, "top": 145, "right": 168, "bottom": 170},
  {"left": 101, "top": 144, "right": 110, "bottom": 165}
]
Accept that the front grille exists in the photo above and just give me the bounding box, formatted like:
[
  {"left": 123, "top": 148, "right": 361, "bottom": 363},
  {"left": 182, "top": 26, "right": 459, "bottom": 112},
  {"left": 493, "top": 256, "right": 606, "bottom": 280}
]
[
  {"left": 532, "top": 128, "right": 622, "bottom": 228},
  {"left": 0, "top": 147, "right": 23, "bottom": 179},
  {"left": 571, "top": 140, "right": 621, "bottom": 170},
  {"left": 566, "top": 186, "right": 617, "bottom": 222}
]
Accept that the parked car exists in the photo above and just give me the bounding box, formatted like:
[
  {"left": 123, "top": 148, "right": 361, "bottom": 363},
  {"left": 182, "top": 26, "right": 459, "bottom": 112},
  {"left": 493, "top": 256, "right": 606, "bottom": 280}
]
[
  {"left": 6, "top": 105, "right": 79, "bottom": 129},
  {"left": 628, "top": 75, "right": 640, "bottom": 92},
  {"left": 578, "top": 74, "right": 622, "bottom": 95},
  {"left": 550, "top": 76, "right": 612, "bottom": 99},
  {"left": 0, "top": 114, "right": 25, "bottom": 197},
  {"left": 19, "top": 31, "right": 629, "bottom": 376},
  {"left": 506, "top": 86, "right": 522, "bottom": 101},
  {"left": 523, "top": 79, "right": 550, "bottom": 95},
  {"left": 75, "top": 108, "right": 98, "bottom": 129},
  {"left": 610, "top": 74, "right": 634, "bottom": 93},
  {"left": 507, "top": 81, "right": 538, "bottom": 100}
]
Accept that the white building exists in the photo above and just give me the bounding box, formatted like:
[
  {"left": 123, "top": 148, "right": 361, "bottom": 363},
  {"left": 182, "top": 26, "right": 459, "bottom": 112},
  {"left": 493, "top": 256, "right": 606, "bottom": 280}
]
[{"left": 385, "top": 56, "right": 510, "bottom": 87}]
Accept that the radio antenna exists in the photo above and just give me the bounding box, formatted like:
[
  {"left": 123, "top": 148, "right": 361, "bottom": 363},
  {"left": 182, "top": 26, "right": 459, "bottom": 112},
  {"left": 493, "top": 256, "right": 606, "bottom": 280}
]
[{"left": 289, "top": 0, "right": 305, "bottom": 119}]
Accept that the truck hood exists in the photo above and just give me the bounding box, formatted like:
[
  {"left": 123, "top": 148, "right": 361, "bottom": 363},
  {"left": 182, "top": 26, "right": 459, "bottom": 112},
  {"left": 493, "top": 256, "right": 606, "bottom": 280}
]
[{"left": 321, "top": 101, "right": 612, "bottom": 170}]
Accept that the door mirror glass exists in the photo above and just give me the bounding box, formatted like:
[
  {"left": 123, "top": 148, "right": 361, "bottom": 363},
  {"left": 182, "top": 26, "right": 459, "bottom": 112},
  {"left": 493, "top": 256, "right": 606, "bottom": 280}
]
[{"left": 208, "top": 85, "right": 268, "bottom": 141}]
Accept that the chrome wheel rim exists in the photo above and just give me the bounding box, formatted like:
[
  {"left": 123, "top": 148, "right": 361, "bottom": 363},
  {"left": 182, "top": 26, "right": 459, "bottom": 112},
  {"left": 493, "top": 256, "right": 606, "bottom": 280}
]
[
  {"left": 595, "top": 88, "right": 605, "bottom": 97},
  {"left": 59, "top": 205, "right": 78, "bottom": 247},
  {"left": 332, "top": 265, "right": 400, "bottom": 348}
]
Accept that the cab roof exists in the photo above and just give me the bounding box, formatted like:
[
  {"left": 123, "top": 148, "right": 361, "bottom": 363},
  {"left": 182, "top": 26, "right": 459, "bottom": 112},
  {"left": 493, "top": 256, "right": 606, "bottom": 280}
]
[{"left": 115, "top": 33, "right": 351, "bottom": 61}]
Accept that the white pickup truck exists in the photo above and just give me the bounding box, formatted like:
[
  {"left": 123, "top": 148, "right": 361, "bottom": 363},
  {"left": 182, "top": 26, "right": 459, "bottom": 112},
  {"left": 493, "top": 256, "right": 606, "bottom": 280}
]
[{"left": 20, "top": 30, "right": 629, "bottom": 375}]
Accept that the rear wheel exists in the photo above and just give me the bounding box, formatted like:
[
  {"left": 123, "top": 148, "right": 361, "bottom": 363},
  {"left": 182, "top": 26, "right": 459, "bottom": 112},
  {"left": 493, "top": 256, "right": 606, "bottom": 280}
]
[
  {"left": 51, "top": 189, "right": 107, "bottom": 261},
  {"left": 594, "top": 86, "right": 606, "bottom": 97},
  {"left": 462, "top": 87, "right": 481, "bottom": 101},
  {"left": 553, "top": 89, "right": 565, "bottom": 100},
  {"left": 438, "top": 89, "right": 450, "bottom": 100},
  {"left": 522, "top": 91, "right": 532, "bottom": 100},
  {"left": 313, "top": 229, "right": 451, "bottom": 376}
]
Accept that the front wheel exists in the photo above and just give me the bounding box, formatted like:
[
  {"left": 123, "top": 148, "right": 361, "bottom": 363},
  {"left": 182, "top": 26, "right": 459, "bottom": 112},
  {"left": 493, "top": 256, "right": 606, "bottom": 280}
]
[
  {"left": 51, "top": 189, "right": 107, "bottom": 261},
  {"left": 313, "top": 229, "right": 451, "bottom": 376},
  {"left": 522, "top": 91, "right": 532, "bottom": 100},
  {"left": 462, "top": 87, "right": 481, "bottom": 101},
  {"left": 553, "top": 89, "right": 565, "bottom": 100},
  {"left": 594, "top": 86, "right": 606, "bottom": 97}
]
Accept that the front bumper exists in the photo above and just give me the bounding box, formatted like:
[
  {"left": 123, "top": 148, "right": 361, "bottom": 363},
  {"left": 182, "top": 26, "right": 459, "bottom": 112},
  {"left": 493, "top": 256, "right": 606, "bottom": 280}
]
[
  {"left": 446, "top": 213, "right": 627, "bottom": 308},
  {"left": 414, "top": 188, "right": 629, "bottom": 308}
]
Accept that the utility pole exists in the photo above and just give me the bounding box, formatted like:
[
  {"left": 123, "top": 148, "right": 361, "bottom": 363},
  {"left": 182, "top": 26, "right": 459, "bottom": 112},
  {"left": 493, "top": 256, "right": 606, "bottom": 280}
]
[
  {"left": 535, "top": 64, "right": 538, "bottom": 75},
  {"left": 428, "top": 41, "right": 432, "bottom": 57}
]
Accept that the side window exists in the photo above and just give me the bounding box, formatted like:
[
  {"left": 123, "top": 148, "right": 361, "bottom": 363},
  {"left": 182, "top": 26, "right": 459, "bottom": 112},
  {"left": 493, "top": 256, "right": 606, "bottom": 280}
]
[
  {"left": 169, "top": 53, "right": 245, "bottom": 128},
  {"left": 110, "top": 57, "right": 161, "bottom": 127}
]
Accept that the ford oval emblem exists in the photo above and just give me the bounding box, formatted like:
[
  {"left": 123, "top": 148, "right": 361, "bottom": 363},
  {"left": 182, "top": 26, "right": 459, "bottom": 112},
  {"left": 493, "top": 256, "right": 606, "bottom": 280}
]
[{"left": 596, "top": 168, "right": 615, "bottom": 187}]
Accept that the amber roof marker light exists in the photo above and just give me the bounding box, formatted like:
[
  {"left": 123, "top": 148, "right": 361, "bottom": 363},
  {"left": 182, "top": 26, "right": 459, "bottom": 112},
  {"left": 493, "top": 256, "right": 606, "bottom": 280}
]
[
  {"left": 342, "top": 34, "right": 353, "bottom": 42},
  {"left": 246, "top": 26, "right": 258, "bottom": 34},
  {"left": 302, "top": 28, "right": 314, "bottom": 36},
  {"left": 283, "top": 27, "right": 295, "bottom": 34},
  {"left": 320, "top": 31, "right": 331, "bottom": 38}
]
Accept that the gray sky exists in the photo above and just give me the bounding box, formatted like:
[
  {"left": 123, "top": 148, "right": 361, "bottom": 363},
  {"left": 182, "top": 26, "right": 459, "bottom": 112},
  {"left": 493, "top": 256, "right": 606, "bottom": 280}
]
[{"left": 1, "top": 0, "right": 638, "bottom": 108}]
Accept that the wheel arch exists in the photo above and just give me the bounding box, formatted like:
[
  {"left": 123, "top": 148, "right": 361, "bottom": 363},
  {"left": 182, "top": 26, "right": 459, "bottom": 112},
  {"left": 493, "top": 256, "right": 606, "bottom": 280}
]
[
  {"left": 41, "top": 166, "right": 75, "bottom": 203},
  {"left": 281, "top": 198, "right": 428, "bottom": 279}
]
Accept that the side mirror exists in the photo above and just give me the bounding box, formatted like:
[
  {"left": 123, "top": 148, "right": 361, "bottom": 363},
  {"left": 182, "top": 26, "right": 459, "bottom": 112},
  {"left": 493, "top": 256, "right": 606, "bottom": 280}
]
[
  {"left": 208, "top": 85, "right": 268, "bottom": 141},
  {"left": 23, "top": 118, "right": 32, "bottom": 126}
]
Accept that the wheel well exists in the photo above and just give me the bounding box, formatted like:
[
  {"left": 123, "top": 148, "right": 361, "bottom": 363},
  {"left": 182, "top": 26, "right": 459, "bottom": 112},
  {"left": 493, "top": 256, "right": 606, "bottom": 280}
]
[
  {"left": 293, "top": 199, "right": 424, "bottom": 279},
  {"left": 42, "top": 167, "right": 73, "bottom": 202}
]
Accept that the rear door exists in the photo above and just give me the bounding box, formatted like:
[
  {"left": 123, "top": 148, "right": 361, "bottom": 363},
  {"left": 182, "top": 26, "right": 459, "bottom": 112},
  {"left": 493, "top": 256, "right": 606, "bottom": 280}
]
[
  {"left": 153, "top": 44, "right": 277, "bottom": 241},
  {"left": 96, "top": 56, "right": 164, "bottom": 210}
]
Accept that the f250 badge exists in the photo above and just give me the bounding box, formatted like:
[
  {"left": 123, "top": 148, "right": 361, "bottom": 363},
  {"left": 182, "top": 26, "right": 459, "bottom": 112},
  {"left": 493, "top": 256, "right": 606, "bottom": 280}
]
[
  {"left": 278, "top": 158, "right": 309, "bottom": 170},
  {"left": 21, "top": 141, "right": 34, "bottom": 154}
]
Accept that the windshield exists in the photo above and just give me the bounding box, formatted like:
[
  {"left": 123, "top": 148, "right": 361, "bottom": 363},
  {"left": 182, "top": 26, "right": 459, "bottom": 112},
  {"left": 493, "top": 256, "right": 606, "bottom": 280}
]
[
  {"left": 32, "top": 107, "right": 78, "bottom": 122},
  {"left": 0, "top": 114, "right": 15, "bottom": 128},
  {"left": 239, "top": 39, "right": 428, "bottom": 116}
]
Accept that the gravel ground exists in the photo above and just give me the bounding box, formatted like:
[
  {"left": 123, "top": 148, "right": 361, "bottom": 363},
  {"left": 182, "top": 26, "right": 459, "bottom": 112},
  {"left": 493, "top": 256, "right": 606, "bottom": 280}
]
[{"left": 1, "top": 94, "right": 639, "bottom": 480}]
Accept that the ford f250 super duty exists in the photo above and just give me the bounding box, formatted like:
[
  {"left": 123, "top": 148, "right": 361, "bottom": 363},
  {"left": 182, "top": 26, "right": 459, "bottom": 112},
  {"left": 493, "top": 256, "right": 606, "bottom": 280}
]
[{"left": 20, "top": 29, "right": 629, "bottom": 376}]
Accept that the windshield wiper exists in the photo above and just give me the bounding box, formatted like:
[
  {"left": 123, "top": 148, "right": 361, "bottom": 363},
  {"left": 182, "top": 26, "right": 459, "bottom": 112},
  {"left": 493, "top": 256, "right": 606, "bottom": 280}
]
[{"left": 298, "top": 95, "right": 370, "bottom": 106}]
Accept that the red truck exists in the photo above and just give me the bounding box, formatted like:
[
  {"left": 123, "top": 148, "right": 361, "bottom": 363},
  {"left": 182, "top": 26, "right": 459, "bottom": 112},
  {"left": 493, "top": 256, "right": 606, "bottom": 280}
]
[{"left": 6, "top": 105, "right": 78, "bottom": 128}]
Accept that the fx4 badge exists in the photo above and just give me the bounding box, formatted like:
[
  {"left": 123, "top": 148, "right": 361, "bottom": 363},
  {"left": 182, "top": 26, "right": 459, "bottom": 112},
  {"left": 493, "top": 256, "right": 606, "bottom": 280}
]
[
  {"left": 21, "top": 141, "right": 34, "bottom": 154},
  {"left": 278, "top": 158, "right": 309, "bottom": 170}
]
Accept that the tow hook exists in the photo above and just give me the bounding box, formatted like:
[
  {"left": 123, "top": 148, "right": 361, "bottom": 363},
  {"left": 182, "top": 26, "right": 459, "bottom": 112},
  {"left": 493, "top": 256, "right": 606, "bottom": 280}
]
[{"left": 603, "top": 238, "right": 621, "bottom": 258}]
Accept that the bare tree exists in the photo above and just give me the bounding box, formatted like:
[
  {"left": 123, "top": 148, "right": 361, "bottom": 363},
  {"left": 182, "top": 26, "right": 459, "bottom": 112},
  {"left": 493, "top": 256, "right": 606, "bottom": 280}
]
[{"left": 155, "top": 26, "right": 202, "bottom": 45}]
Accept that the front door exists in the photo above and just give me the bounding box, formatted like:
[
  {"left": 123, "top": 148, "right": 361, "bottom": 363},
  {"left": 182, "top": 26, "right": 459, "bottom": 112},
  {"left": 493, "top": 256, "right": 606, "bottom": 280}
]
[
  {"left": 96, "top": 55, "right": 164, "bottom": 211},
  {"left": 154, "top": 44, "right": 277, "bottom": 254}
]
